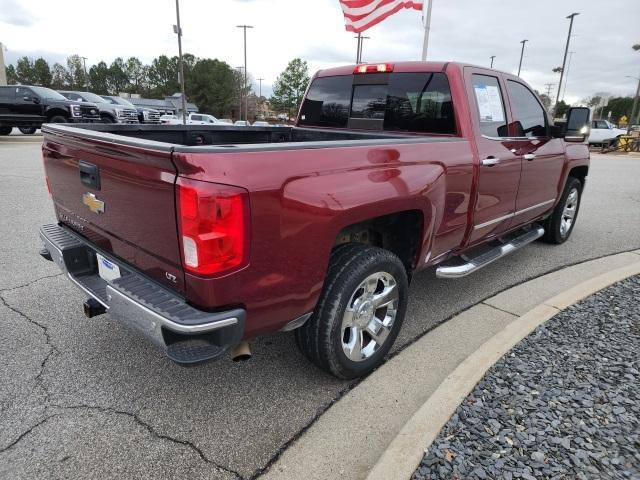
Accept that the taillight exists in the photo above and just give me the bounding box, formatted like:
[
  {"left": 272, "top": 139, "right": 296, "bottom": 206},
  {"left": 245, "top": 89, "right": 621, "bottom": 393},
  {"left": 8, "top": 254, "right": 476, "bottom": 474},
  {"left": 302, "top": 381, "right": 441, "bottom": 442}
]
[
  {"left": 353, "top": 63, "right": 394, "bottom": 74},
  {"left": 176, "top": 177, "right": 250, "bottom": 276}
]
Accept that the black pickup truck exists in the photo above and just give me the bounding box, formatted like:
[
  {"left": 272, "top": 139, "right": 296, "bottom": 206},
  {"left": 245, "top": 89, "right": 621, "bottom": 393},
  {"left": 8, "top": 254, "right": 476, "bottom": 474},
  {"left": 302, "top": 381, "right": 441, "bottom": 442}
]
[{"left": 0, "top": 85, "right": 101, "bottom": 134}]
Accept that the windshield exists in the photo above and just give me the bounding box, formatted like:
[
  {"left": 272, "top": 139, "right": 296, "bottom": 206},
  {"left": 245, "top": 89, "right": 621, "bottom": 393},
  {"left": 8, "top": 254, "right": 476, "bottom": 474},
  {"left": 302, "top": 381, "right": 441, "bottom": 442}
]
[
  {"left": 104, "top": 96, "right": 136, "bottom": 108},
  {"left": 75, "top": 92, "right": 109, "bottom": 104},
  {"left": 299, "top": 72, "right": 455, "bottom": 134},
  {"left": 28, "top": 86, "right": 67, "bottom": 101}
]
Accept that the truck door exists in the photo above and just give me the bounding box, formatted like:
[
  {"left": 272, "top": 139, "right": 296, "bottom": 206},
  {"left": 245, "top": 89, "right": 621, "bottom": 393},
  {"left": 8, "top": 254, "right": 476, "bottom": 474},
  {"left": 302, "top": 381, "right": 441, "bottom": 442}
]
[
  {"left": 15, "top": 86, "right": 43, "bottom": 120},
  {"left": 0, "top": 86, "right": 14, "bottom": 120},
  {"left": 503, "top": 79, "right": 565, "bottom": 226},
  {"left": 465, "top": 69, "right": 521, "bottom": 244}
]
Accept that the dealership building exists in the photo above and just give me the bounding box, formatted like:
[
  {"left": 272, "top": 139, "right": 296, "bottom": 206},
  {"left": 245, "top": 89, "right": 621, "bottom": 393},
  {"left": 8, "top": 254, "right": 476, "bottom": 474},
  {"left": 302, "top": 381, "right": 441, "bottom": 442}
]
[{"left": 119, "top": 92, "right": 198, "bottom": 115}]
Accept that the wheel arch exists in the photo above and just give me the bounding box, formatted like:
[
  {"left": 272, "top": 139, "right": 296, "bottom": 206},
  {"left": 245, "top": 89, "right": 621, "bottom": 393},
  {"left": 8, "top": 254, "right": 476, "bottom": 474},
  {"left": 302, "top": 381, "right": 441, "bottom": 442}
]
[{"left": 332, "top": 209, "right": 427, "bottom": 277}]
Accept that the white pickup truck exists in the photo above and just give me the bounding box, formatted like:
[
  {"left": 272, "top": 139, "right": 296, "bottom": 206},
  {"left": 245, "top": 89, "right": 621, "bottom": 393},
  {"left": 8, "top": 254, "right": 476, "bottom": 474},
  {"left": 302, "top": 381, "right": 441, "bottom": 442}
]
[
  {"left": 588, "top": 120, "right": 627, "bottom": 145},
  {"left": 160, "top": 113, "right": 222, "bottom": 125}
]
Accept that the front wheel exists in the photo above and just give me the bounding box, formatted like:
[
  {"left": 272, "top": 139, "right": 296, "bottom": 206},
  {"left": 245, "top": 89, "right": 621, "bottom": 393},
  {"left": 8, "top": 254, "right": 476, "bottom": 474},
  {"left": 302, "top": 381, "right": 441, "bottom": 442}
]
[
  {"left": 295, "top": 244, "right": 408, "bottom": 379},
  {"left": 18, "top": 127, "right": 37, "bottom": 135},
  {"left": 542, "top": 177, "right": 582, "bottom": 244},
  {"left": 48, "top": 115, "right": 68, "bottom": 124}
]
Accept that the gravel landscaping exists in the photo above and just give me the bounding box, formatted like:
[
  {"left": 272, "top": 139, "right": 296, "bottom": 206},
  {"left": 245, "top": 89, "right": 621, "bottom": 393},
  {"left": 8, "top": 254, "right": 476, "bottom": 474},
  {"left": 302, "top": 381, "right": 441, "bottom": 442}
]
[{"left": 413, "top": 276, "right": 640, "bottom": 480}]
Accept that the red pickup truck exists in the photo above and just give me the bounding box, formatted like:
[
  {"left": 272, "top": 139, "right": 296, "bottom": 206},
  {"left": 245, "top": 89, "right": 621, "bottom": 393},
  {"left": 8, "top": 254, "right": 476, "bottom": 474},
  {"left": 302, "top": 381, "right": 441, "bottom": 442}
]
[{"left": 39, "top": 61, "right": 590, "bottom": 378}]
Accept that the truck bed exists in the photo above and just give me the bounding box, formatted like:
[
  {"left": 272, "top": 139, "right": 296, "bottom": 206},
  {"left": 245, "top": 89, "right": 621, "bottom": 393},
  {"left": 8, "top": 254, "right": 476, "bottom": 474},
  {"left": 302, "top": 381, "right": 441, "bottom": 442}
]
[{"left": 44, "top": 123, "right": 456, "bottom": 151}]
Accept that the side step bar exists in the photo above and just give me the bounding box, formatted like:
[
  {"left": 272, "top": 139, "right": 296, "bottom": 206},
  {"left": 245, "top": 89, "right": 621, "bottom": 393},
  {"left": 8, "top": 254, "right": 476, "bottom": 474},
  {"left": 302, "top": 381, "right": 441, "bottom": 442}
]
[{"left": 436, "top": 226, "right": 544, "bottom": 279}]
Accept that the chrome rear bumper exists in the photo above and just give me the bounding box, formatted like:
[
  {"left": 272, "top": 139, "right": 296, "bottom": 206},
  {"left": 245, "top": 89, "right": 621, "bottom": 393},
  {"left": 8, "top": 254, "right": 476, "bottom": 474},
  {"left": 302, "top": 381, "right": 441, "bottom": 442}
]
[{"left": 39, "top": 223, "right": 245, "bottom": 365}]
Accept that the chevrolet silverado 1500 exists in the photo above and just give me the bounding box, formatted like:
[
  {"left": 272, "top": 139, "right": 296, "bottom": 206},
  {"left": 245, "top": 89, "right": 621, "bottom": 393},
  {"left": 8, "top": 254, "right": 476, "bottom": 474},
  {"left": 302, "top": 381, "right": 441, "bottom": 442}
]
[{"left": 39, "top": 62, "right": 590, "bottom": 378}]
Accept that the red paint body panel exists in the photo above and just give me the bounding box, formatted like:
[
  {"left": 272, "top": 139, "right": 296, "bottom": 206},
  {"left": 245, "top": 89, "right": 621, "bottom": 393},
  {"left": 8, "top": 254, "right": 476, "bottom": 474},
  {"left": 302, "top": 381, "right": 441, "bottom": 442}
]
[{"left": 40, "top": 62, "right": 590, "bottom": 340}]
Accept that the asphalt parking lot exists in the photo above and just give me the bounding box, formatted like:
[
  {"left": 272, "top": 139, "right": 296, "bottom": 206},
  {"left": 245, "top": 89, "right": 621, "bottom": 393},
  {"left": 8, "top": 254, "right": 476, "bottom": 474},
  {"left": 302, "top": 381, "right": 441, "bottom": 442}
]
[{"left": 1, "top": 138, "right": 639, "bottom": 480}]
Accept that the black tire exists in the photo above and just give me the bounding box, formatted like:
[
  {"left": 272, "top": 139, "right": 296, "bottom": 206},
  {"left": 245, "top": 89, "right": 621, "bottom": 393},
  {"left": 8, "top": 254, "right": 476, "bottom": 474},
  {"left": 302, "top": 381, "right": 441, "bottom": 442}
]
[
  {"left": 542, "top": 177, "right": 583, "bottom": 244},
  {"left": 18, "top": 127, "right": 37, "bottom": 135},
  {"left": 295, "top": 244, "right": 408, "bottom": 379},
  {"left": 48, "top": 115, "right": 68, "bottom": 124},
  {"left": 101, "top": 115, "right": 115, "bottom": 124},
  {"left": 0, "top": 126, "right": 12, "bottom": 135}
]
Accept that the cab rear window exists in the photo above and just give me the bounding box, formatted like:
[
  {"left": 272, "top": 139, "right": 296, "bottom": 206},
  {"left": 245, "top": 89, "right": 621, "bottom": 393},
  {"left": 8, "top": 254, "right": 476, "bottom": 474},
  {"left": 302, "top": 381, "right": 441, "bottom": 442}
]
[{"left": 299, "top": 72, "right": 455, "bottom": 134}]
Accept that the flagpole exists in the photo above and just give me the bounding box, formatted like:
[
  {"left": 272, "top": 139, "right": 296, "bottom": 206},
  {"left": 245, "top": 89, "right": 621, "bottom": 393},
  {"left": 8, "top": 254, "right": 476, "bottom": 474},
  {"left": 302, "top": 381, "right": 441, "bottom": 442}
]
[
  {"left": 356, "top": 32, "right": 362, "bottom": 63},
  {"left": 421, "top": 0, "right": 432, "bottom": 61}
]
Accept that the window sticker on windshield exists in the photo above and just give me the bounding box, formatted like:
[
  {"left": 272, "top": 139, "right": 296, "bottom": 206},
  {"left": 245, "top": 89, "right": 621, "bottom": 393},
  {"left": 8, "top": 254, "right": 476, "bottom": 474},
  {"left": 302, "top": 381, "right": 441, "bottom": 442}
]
[{"left": 474, "top": 84, "right": 505, "bottom": 123}]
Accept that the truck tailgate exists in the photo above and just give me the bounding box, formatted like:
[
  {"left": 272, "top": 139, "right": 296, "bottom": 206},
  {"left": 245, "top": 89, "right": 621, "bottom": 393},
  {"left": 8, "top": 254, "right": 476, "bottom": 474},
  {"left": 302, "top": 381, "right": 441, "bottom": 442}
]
[{"left": 42, "top": 127, "right": 185, "bottom": 294}]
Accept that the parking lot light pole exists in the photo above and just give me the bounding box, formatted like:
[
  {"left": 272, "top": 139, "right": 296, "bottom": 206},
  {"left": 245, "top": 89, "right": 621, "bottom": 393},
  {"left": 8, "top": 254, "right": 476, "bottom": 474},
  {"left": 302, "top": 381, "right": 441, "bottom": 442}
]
[
  {"left": 237, "top": 25, "right": 253, "bottom": 121},
  {"left": 174, "top": 0, "right": 187, "bottom": 125},
  {"left": 517, "top": 40, "right": 528, "bottom": 76},
  {"left": 626, "top": 75, "right": 640, "bottom": 135},
  {"left": 555, "top": 12, "right": 579, "bottom": 109},
  {"left": 490, "top": 55, "right": 495, "bottom": 68},
  {"left": 80, "top": 56, "right": 88, "bottom": 91}
]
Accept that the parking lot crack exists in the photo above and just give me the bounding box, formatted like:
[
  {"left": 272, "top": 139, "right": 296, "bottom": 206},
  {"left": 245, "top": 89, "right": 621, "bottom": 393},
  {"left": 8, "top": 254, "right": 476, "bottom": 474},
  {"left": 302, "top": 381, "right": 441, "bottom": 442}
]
[
  {"left": 49, "top": 404, "right": 244, "bottom": 479},
  {"left": 0, "top": 414, "right": 59, "bottom": 454},
  {"left": 0, "top": 292, "right": 56, "bottom": 405},
  {"left": 0, "top": 273, "right": 63, "bottom": 294}
]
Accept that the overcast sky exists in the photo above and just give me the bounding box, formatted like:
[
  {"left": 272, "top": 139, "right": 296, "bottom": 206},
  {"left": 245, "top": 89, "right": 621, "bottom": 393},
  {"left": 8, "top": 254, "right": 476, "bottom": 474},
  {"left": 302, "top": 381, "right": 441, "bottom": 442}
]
[{"left": 1, "top": 0, "right": 639, "bottom": 103}]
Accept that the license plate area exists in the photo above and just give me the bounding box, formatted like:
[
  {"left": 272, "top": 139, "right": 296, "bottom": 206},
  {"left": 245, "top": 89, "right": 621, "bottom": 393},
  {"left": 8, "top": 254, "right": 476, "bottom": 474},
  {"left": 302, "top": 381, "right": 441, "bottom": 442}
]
[{"left": 96, "top": 253, "right": 121, "bottom": 282}]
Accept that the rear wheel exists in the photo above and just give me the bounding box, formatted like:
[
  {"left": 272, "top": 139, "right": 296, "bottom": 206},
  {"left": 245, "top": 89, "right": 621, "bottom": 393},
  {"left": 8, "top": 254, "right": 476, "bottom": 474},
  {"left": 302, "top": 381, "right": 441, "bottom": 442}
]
[
  {"left": 295, "top": 244, "right": 408, "bottom": 379},
  {"left": 0, "top": 126, "right": 12, "bottom": 135},
  {"left": 542, "top": 177, "right": 582, "bottom": 244},
  {"left": 18, "top": 127, "right": 37, "bottom": 135}
]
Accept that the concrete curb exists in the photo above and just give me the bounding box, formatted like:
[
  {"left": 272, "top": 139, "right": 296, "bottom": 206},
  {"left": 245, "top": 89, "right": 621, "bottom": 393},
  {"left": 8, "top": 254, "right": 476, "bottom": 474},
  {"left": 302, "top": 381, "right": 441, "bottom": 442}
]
[{"left": 366, "top": 256, "right": 640, "bottom": 480}]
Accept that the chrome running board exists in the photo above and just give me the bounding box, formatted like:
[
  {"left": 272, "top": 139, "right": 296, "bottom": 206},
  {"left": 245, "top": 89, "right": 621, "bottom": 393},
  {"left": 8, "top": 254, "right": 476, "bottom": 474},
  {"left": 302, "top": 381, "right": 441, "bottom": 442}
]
[{"left": 436, "top": 226, "right": 544, "bottom": 279}]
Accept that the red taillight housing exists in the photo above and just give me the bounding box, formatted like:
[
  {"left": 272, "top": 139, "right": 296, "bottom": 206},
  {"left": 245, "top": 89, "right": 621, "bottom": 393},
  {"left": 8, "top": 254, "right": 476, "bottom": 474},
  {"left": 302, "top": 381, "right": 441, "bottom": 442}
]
[
  {"left": 353, "top": 63, "right": 394, "bottom": 74},
  {"left": 176, "top": 177, "right": 250, "bottom": 276}
]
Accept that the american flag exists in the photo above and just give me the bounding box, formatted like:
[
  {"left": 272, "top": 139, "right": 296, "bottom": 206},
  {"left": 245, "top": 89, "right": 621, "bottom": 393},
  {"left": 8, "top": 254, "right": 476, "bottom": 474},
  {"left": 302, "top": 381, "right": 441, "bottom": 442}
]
[{"left": 339, "top": 0, "right": 424, "bottom": 33}]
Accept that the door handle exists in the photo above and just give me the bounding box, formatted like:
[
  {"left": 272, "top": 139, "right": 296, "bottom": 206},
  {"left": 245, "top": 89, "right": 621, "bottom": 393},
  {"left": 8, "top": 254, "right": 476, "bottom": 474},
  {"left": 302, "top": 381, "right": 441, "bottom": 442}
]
[
  {"left": 481, "top": 156, "right": 500, "bottom": 167},
  {"left": 523, "top": 154, "right": 536, "bottom": 161}
]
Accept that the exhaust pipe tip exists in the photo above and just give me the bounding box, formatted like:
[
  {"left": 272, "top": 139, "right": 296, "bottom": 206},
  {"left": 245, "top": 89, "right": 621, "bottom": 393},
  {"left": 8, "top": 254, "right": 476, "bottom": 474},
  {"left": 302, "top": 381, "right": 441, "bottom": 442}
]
[{"left": 231, "top": 341, "right": 251, "bottom": 362}]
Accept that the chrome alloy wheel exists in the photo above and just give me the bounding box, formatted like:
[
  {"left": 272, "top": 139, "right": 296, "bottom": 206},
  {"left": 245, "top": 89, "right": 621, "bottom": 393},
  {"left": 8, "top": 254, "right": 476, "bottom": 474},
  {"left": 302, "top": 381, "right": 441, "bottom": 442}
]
[
  {"left": 560, "top": 187, "right": 579, "bottom": 237},
  {"left": 341, "top": 272, "right": 399, "bottom": 362}
]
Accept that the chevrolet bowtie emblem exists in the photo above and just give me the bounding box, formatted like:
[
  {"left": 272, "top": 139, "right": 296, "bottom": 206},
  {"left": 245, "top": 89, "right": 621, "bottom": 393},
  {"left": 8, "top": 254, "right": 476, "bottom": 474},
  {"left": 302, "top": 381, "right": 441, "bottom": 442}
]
[{"left": 82, "top": 192, "right": 105, "bottom": 214}]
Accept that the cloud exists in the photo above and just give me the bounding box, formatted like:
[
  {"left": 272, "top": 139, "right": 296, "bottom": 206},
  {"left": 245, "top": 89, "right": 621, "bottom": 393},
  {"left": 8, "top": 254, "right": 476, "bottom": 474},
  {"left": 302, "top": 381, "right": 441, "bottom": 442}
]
[{"left": 0, "top": 0, "right": 35, "bottom": 27}]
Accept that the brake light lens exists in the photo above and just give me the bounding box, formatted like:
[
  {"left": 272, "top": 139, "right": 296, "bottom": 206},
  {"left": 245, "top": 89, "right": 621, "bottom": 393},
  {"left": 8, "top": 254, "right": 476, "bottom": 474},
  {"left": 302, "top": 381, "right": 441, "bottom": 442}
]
[
  {"left": 176, "top": 177, "right": 250, "bottom": 276},
  {"left": 353, "top": 63, "right": 394, "bottom": 74}
]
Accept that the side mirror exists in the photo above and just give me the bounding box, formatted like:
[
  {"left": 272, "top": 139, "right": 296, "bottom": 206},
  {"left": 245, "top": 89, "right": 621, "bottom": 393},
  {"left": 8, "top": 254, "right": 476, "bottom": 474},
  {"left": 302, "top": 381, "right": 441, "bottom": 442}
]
[
  {"left": 33, "top": 96, "right": 41, "bottom": 104},
  {"left": 564, "top": 107, "right": 590, "bottom": 142},
  {"left": 22, "top": 95, "right": 31, "bottom": 102}
]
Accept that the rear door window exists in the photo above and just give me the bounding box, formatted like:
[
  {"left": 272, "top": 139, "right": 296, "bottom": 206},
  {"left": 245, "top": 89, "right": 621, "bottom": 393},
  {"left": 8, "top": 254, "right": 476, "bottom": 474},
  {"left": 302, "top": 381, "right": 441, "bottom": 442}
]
[
  {"left": 299, "top": 75, "right": 352, "bottom": 128},
  {"left": 471, "top": 74, "right": 508, "bottom": 138},
  {"left": 299, "top": 72, "right": 455, "bottom": 134}
]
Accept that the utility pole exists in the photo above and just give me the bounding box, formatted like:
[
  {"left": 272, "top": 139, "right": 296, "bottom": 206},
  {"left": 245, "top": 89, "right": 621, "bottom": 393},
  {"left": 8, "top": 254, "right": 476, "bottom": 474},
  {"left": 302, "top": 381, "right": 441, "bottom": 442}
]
[
  {"left": 517, "top": 39, "right": 528, "bottom": 76},
  {"left": 555, "top": 12, "right": 579, "bottom": 109},
  {"left": 174, "top": 0, "right": 187, "bottom": 125},
  {"left": 80, "top": 56, "right": 88, "bottom": 91},
  {"left": 561, "top": 51, "right": 574, "bottom": 101},
  {"left": 490, "top": 55, "right": 495, "bottom": 68},
  {"left": 256, "top": 77, "right": 264, "bottom": 99},
  {"left": 237, "top": 25, "right": 253, "bottom": 121},
  {"left": 626, "top": 75, "right": 640, "bottom": 134},
  {"left": 236, "top": 66, "right": 244, "bottom": 121},
  {"left": 256, "top": 77, "right": 264, "bottom": 118},
  {"left": 421, "top": 0, "right": 433, "bottom": 61},
  {"left": 544, "top": 83, "right": 555, "bottom": 97}
]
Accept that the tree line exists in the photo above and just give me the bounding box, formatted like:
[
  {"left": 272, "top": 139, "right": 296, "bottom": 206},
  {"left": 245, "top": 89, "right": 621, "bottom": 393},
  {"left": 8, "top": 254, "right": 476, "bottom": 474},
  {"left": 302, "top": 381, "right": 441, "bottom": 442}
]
[
  {"left": 5, "top": 54, "right": 311, "bottom": 120},
  {"left": 5, "top": 54, "right": 248, "bottom": 118}
]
